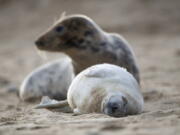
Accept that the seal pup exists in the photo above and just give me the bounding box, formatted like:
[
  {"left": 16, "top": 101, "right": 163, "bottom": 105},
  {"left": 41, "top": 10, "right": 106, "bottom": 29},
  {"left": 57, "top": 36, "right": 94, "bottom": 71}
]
[
  {"left": 35, "top": 64, "right": 144, "bottom": 117},
  {"left": 20, "top": 57, "right": 74, "bottom": 101},
  {"left": 35, "top": 14, "right": 140, "bottom": 83}
]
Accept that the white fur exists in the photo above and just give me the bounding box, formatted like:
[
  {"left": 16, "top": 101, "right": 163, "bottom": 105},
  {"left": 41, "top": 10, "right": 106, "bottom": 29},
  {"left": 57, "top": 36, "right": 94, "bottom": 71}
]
[
  {"left": 67, "top": 63, "right": 144, "bottom": 114},
  {"left": 20, "top": 57, "right": 74, "bottom": 101}
]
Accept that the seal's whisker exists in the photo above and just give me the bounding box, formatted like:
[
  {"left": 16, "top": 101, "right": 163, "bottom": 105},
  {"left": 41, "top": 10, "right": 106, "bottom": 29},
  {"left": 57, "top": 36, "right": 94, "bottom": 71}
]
[
  {"left": 60, "top": 11, "right": 67, "bottom": 20},
  {"left": 34, "top": 46, "right": 48, "bottom": 60}
]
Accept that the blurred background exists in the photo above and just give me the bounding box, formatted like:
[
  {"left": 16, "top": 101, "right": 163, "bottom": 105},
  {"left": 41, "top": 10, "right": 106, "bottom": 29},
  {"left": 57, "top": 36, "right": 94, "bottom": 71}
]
[{"left": 0, "top": 1, "right": 180, "bottom": 134}]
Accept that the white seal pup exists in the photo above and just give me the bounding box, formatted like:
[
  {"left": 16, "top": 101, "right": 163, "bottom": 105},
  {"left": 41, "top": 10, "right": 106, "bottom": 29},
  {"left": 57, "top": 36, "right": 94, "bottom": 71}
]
[
  {"left": 35, "top": 14, "right": 140, "bottom": 83},
  {"left": 20, "top": 57, "right": 74, "bottom": 101},
  {"left": 35, "top": 64, "right": 143, "bottom": 117}
]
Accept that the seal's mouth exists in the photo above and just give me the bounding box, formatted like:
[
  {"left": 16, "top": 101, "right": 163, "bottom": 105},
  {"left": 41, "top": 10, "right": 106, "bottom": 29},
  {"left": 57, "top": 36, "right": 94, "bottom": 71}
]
[
  {"left": 35, "top": 41, "right": 72, "bottom": 53},
  {"left": 35, "top": 37, "right": 82, "bottom": 53},
  {"left": 103, "top": 107, "right": 127, "bottom": 117}
]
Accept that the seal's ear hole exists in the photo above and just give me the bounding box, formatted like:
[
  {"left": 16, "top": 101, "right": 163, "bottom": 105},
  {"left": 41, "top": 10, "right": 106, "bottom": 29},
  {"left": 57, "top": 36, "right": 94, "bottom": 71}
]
[
  {"left": 122, "top": 96, "right": 128, "bottom": 106},
  {"left": 55, "top": 26, "right": 64, "bottom": 33}
]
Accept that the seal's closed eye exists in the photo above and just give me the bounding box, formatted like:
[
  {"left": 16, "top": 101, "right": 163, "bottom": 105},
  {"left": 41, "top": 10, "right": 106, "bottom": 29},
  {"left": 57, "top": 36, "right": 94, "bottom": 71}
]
[{"left": 122, "top": 96, "right": 128, "bottom": 106}]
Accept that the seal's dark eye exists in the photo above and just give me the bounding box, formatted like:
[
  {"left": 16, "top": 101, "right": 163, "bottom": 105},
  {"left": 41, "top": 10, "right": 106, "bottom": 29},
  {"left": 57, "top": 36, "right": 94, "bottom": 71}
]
[{"left": 55, "top": 26, "right": 64, "bottom": 33}]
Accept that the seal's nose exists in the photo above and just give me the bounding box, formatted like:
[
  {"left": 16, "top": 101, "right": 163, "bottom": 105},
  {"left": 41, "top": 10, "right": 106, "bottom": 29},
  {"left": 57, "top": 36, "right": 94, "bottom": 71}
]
[
  {"left": 108, "top": 102, "right": 119, "bottom": 113},
  {"left": 35, "top": 39, "right": 45, "bottom": 47}
]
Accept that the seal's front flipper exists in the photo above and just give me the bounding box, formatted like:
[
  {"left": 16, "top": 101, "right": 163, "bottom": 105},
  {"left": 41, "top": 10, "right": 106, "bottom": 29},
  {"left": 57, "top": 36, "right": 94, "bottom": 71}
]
[
  {"left": 34, "top": 96, "right": 72, "bottom": 113},
  {"left": 72, "top": 108, "right": 82, "bottom": 116}
]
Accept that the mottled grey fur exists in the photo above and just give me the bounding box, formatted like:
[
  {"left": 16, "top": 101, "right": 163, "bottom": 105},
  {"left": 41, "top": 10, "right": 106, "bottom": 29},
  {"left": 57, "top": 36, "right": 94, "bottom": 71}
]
[
  {"left": 35, "top": 14, "right": 140, "bottom": 83},
  {"left": 20, "top": 57, "right": 74, "bottom": 101}
]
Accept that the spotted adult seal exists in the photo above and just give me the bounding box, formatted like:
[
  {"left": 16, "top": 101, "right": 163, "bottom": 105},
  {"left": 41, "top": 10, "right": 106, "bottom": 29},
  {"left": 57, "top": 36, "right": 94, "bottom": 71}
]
[
  {"left": 20, "top": 57, "right": 74, "bottom": 101},
  {"left": 35, "top": 14, "right": 140, "bottom": 83},
  {"left": 35, "top": 64, "right": 144, "bottom": 117}
]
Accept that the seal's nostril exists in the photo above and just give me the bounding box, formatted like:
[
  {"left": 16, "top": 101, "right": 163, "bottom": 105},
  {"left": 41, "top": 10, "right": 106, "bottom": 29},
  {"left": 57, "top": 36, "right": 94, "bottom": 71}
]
[
  {"left": 111, "top": 106, "right": 118, "bottom": 113},
  {"left": 35, "top": 40, "right": 45, "bottom": 46}
]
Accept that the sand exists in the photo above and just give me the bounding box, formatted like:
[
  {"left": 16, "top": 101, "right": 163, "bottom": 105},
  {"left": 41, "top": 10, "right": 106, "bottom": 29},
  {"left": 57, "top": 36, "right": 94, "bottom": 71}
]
[{"left": 0, "top": 0, "right": 180, "bottom": 135}]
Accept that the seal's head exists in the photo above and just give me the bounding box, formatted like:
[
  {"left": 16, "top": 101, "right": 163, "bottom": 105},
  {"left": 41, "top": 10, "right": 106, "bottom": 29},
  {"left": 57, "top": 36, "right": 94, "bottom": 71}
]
[
  {"left": 35, "top": 14, "right": 102, "bottom": 52},
  {"left": 102, "top": 93, "right": 128, "bottom": 117}
]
